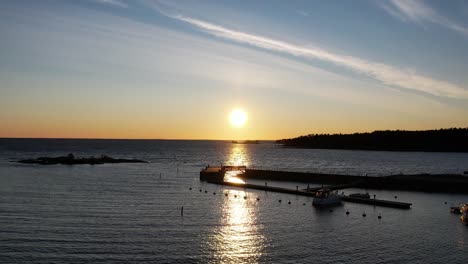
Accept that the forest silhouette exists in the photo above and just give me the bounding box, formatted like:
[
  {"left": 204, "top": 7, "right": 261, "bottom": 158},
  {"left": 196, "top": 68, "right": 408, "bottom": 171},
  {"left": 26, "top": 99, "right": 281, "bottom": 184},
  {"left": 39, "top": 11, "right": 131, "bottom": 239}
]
[{"left": 277, "top": 128, "right": 468, "bottom": 152}]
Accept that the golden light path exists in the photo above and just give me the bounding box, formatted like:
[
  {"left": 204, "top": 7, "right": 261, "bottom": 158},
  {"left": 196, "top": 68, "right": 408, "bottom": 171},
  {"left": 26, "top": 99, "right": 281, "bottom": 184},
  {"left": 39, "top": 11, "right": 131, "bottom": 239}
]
[
  {"left": 224, "top": 144, "right": 249, "bottom": 184},
  {"left": 208, "top": 143, "right": 265, "bottom": 263}
]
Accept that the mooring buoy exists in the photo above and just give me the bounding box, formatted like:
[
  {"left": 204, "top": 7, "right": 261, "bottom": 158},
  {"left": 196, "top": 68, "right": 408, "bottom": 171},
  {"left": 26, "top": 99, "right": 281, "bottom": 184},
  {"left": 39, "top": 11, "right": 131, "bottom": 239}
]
[
  {"left": 256, "top": 198, "right": 260, "bottom": 201},
  {"left": 346, "top": 210, "right": 350, "bottom": 215},
  {"left": 362, "top": 212, "right": 367, "bottom": 217},
  {"left": 225, "top": 193, "right": 228, "bottom": 197},
  {"left": 213, "top": 192, "right": 216, "bottom": 195},
  {"left": 288, "top": 201, "right": 291, "bottom": 204},
  {"left": 189, "top": 187, "right": 192, "bottom": 190},
  {"left": 279, "top": 199, "right": 282, "bottom": 203},
  {"left": 378, "top": 214, "right": 382, "bottom": 219}
]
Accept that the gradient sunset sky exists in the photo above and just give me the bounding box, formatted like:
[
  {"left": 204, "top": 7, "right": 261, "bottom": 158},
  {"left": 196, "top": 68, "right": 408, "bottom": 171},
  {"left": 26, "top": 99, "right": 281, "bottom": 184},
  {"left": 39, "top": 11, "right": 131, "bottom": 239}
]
[{"left": 1, "top": 0, "right": 468, "bottom": 140}]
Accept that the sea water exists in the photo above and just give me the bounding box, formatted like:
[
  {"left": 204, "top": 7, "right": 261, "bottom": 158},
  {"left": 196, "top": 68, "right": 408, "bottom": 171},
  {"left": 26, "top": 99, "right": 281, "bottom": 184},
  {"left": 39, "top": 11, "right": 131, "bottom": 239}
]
[{"left": 0, "top": 139, "right": 467, "bottom": 263}]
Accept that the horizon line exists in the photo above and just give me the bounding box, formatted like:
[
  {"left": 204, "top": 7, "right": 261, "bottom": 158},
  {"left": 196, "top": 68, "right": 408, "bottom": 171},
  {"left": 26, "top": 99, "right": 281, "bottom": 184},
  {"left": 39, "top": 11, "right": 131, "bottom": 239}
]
[
  {"left": 1, "top": 127, "right": 467, "bottom": 141},
  {"left": 0, "top": 137, "right": 274, "bottom": 141}
]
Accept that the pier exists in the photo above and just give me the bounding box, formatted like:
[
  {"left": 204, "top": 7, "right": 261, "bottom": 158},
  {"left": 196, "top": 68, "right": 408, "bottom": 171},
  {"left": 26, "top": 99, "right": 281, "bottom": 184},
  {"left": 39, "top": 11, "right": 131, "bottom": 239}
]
[
  {"left": 200, "top": 166, "right": 412, "bottom": 209},
  {"left": 207, "top": 179, "right": 411, "bottom": 209},
  {"left": 241, "top": 169, "right": 468, "bottom": 194}
]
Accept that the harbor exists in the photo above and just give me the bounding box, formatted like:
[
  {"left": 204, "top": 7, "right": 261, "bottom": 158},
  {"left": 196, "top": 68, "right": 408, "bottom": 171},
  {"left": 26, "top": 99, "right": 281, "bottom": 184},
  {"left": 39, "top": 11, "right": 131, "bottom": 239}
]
[{"left": 200, "top": 166, "right": 414, "bottom": 209}]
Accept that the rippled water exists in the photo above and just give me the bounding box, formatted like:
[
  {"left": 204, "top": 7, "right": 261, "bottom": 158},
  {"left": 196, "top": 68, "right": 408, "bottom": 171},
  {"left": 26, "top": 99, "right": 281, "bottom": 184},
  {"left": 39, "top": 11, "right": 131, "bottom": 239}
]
[{"left": 0, "top": 139, "right": 467, "bottom": 263}]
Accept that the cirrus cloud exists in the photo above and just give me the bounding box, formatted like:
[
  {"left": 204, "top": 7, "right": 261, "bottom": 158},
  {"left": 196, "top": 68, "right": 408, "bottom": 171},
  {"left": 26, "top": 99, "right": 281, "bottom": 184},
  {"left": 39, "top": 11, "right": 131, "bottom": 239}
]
[{"left": 170, "top": 14, "right": 468, "bottom": 99}]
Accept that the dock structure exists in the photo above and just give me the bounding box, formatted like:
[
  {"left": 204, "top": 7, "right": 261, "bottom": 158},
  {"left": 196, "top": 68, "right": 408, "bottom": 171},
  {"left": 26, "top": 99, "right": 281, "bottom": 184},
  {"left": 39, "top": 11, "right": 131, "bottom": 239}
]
[
  {"left": 207, "top": 179, "right": 412, "bottom": 209},
  {"left": 200, "top": 167, "right": 412, "bottom": 209},
  {"left": 200, "top": 165, "right": 246, "bottom": 182},
  {"left": 340, "top": 196, "right": 411, "bottom": 209},
  {"left": 241, "top": 169, "right": 468, "bottom": 194}
]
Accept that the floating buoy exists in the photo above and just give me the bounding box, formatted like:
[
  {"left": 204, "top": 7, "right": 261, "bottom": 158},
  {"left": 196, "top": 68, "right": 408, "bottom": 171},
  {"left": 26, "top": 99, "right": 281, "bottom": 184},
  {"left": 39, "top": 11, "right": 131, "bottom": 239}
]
[
  {"left": 225, "top": 193, "right": 228, "bottom": 197},
  {"left": 256, "top": 198, "right": 260, "bottom": 201},
  {"left": 288, "top": 201, "right": 291, "bottom": 204},
  {"left": 234, "top": 195, "right": 237, "bottom": 198},
  {"left": 362, "top": 212, "right": 367, "bottom": 217},
  {"left": 444, "top": 201, "right": 447, "bottom": 204},
  {"left": 189, "top": 187, "right": 192, "bottom": 190},
  {"left": 302, "top": 203, "right": 306, "bottom": 205},
  {"left": 394, "top": 196, "right": 397, "bottom": 199},
  {"left": 199, "top": 189, "right": 202, "bottom": 192},
  {"left": 329, "top": 209, "right": 333, "bottom": 212},
  {"left": 278, "top": 199, "right": 282, "bottom": 203},
  {"left": 205, "top": 190, "right": 207, "bottom": 193},
  {"left": 213, "top": 192, "right": 216, "bottom": 195},
  {"left": 346, "top": 210, "right": 350, "bottom": 215},
  {"left": 378, "top": 214, "right": 382, "bottom": 219},
  {"left": 244, "top": 196, "right": 247, "bottom": 199}
]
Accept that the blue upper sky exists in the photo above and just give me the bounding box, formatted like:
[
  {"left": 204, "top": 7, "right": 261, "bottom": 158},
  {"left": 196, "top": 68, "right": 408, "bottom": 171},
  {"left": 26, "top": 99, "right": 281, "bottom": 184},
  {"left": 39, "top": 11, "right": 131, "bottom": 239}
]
[{"left": 1, "top": 0, "right": 468, "bottom": 139}]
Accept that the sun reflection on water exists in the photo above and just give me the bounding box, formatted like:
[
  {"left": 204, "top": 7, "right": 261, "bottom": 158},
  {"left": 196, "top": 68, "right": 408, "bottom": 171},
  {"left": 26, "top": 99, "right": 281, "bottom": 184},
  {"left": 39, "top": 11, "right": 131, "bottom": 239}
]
[
  {"left": 227, "top": 144, "right": 250, "bottom": 167},
  {"left": 210, "top": 190, "right": 265, "bottom": 263},
  {"left": 204, "top": 144, "right": 264, "bottom": 262},
  {"left": 224, "top": 144, "right": 250, "bottom": 184}
]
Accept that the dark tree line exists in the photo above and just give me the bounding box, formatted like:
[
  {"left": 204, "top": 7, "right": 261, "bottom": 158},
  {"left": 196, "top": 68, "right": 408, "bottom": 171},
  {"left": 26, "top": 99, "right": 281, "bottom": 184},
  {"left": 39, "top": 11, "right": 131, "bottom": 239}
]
[{"left": 276, "top": 128, "right": 468, "bottom": 152}]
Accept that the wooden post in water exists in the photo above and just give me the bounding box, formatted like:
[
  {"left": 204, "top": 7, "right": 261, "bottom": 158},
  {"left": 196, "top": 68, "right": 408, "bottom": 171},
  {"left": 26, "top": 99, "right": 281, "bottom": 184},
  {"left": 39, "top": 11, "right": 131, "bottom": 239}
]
[{"left": 181, "top": 206, "right": 184, "bottom": 217}]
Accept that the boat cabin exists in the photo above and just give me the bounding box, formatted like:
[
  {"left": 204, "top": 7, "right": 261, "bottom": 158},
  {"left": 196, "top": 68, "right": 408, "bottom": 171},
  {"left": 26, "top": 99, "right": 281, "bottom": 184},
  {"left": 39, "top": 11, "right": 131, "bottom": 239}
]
[{"left": 315, "top": 189, "right": 333, "bottom": 199}]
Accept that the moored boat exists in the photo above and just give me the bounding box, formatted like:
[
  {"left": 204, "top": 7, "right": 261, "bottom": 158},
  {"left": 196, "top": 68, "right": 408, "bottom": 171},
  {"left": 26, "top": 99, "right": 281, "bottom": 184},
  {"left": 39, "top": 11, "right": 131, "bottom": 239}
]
[
  {"left": 313, "top": 189, "right": 341, "bottom": 207},
  {"left": 461, "top": 204, "right": 468, "bottom": 225}
]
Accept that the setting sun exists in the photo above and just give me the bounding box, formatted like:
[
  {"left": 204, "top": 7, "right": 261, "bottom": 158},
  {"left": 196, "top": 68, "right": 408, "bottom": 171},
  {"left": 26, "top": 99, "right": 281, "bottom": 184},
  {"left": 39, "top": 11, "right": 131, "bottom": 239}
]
[{"left": 229, "top": 109, "right": 248, "bottom": 128}]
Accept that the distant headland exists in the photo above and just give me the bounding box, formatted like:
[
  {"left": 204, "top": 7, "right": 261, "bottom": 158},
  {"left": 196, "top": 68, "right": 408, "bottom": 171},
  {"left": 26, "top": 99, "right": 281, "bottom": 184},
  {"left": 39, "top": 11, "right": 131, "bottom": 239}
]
[
  {"left": 17, "top": 153, "right": 147, "bottom": 165},
  {"left": 277, "top": 128, "right": 468, "bottom": 152},
  {"left": 232, "top": 140, "right": 260, "bottom": 144}
]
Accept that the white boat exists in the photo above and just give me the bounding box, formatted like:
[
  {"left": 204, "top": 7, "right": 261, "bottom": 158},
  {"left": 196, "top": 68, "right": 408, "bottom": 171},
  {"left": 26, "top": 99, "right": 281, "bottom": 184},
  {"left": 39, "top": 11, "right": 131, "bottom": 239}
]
[
  {"left": 313, "top": 189, "right": 341, "bottom": 207},
  {"left": 461, "top": 204, "right": 468, "bottom": 225}
]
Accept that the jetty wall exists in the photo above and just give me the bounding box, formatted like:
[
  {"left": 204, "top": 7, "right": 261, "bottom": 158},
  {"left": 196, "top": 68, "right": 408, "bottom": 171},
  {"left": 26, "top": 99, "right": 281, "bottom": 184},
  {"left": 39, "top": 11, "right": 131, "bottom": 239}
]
[{"left": 242, "top": 169, "right": 468, "bottom": 194}]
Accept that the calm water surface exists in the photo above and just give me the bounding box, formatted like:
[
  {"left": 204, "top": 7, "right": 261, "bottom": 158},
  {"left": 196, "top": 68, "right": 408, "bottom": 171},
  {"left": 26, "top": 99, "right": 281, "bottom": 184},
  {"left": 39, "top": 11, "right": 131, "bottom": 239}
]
[{"left": 0, "top": 139, "right": 467, "bottom": 263}]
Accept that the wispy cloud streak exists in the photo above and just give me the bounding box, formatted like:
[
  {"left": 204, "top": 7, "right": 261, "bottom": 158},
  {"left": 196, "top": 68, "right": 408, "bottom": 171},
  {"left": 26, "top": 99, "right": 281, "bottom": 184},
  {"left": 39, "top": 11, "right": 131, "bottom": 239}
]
[
  {"left": 95, "top": 0, "right": 128, "bottom": 8},
  {"left": 172, "top": 15, "right": 468, "bottom": 99},
  {"left": 380, "top": 0, "right": 468, "bottom": 37}
]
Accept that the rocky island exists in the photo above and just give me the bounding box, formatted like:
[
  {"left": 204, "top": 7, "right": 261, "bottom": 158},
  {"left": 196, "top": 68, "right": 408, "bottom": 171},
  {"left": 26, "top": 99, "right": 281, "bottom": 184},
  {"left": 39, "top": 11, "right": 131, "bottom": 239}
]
[{"left": 17, "top": 153, "right": 147, "bottom": 165}]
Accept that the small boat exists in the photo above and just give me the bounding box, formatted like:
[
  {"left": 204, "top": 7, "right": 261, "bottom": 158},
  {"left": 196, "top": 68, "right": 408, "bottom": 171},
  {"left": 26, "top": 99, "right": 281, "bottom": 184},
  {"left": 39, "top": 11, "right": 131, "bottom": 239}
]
[
  {"left": 313, "top": 189, "right": 341, "bottom": 207},
  {"left": 349, "top": 192, "right": 371, "bottom": 199},
  {"left": 461, "top": 204, "right": 468, "bottom": 225}
]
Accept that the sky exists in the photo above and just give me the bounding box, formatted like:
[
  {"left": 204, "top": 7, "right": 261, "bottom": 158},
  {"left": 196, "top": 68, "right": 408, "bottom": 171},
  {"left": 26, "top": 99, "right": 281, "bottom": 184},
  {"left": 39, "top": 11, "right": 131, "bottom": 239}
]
[{"left": 1, "top": 0, "right": 468, "bottom": 140}]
